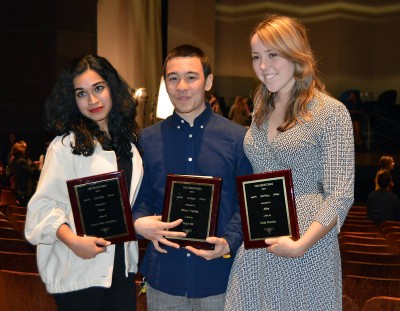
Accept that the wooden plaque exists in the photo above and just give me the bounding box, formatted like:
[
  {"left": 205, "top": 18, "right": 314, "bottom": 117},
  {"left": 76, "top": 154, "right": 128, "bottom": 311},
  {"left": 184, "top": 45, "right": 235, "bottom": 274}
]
[
  {"left": 67, "top": 170, "right": 136, "bottom": 244},
  {"left": 236, "top": 169, "right": 299, "bottom": 249},
  {"left": 162, "top": 174, "right": 221, "bottom": 250}
]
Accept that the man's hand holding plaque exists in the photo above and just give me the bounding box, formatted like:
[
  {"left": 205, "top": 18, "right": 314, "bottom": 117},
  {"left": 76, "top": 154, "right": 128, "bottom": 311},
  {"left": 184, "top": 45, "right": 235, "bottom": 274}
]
[
  {"left": 161, "top": 174, "right": 222, "bottom": 250},
  {"left": 236, "top": 169, "right": 299, "bottom": 249},
  {"left": 134, "top": 215, "right": 187, "bottom": 253}
]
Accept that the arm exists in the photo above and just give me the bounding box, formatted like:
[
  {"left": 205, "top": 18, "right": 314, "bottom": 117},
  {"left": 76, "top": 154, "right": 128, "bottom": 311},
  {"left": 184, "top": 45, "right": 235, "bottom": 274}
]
[
  {"left": 265, "top": 218, "right": 337, "bottom": 257},
  {"left": 56, "top": 223, "right": 110, "bottom": 259},
  {"left": 132, "top": 138, "right": 186, "bottom": 253},
  {"left": 265, "top": 103, "right": 354, "bottom": 257},
  {"left": 25, "top": 136, "right": 118, "bottom": 253},
  {"left": 25, "top": 141, "right": 73, "bottom": 245}
]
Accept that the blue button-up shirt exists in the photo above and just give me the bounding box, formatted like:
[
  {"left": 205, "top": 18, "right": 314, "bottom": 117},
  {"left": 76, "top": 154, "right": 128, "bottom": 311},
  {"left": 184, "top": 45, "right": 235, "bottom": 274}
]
[{"left": 133, "top": 104, "right": 252, "bottom": 298}]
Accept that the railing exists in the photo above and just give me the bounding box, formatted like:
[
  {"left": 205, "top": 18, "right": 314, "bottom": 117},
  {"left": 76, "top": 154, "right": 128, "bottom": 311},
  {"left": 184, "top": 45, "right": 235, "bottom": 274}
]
[{"left": 365, "top": 110, "right": 400, "bottom": 151}]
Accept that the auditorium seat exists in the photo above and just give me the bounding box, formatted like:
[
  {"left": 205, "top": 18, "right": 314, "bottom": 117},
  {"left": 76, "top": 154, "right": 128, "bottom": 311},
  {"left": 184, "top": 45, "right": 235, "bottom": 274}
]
[
  {"left": 343, "top": 275, "right": 400, "bottom": 309},
  {"left": 0, "top": 237, "right": 36, "bottom": 253},
  {"left": 362, "top": 296, "right": 400, "bottom": 311},
  {"left": 341, "top": 224, "right": 380, "bottom": 235},
  {"left": 339, "top": 235, "right": 389, "bottom": 246},
  {"left": 346, "top": 213, "right": 368, "bottom": 220},
  {"left": 340, "top": 242, "right": 395, "bottom": 254},
  {"left": 382, "top": 226, "right": 400, "bottom": 236},
  {"left": 0, "top": 219, "right": 14, "bottom": 229},
  {"left": 0, "top": 270, "right": 56, "bottom": 310},
  {"left": 384, "top": 232, "right": 400, "bottom": 241},
  {"left": 6, "top": 204, "right": 27, "bottom": 217},
  {"left": 349, "top": 205, "right": 367, "bottom": 213},
  {"left": 7, "top": 213, "right": 26, "bottom": 231},
  {"left": 381, "top": 221, "right": 400, "bottom": 229},
  {"left": 341, "top": 250, "right": 400, "bottom": 264},
  {"left": 343, "top": 219, "right": 375, "bottom": 226},
  {"left": 0, "top": 188, "right": 17, "bottom": 209},
  {"left": 0, "top": 227, "right": 23, "bottom": 239},
  {"left": 0, "top": 251, "right": 38, "bottom": 273},
  {"left": 345, "top": 214, "right": 369, "bottom": 221},
  {"left": 342, "top": 260, "right": 400, "bottom": 278},
  {"left": 343, "top": 294, "right": 361, "bottom": 311},
  {"left": 15, "top": 219, "right": 26, "bottom": 234},
  {"left": 340, "top": 232, "right": 382, "bottom": 238}
]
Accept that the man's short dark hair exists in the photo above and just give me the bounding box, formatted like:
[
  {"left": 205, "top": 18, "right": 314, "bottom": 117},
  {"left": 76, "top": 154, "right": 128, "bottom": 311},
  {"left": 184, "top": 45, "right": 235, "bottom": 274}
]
[{"left": 162, "top": 44, "right": 211, "bottom": 79}]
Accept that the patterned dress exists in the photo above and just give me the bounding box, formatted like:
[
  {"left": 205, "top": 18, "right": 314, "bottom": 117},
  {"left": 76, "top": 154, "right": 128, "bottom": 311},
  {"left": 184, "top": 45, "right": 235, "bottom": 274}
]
[{"left": 225, "top": 91, "right": 354, "bottom": 311}]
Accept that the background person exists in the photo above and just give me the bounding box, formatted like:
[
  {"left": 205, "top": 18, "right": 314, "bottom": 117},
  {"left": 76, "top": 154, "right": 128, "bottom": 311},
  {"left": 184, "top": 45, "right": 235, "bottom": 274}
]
[
  {"left": 367, "top": 169, "right": 400, "bottom": 225},
  {"left": 10, "top": 141, "right": 38, "bottom": 206},
  {"left": 375, "top": 155, "right": 395, "bottom": 191},
  {"left": 228, "top": 95, "right": 250, "bottom": 126}
]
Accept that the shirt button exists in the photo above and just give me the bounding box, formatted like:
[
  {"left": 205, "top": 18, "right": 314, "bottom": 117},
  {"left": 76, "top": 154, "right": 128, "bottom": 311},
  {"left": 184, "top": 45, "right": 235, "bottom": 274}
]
[
  {"left": 187, "top": 253, "right": 191, "bottom": 257},
  {"left": 181, "top": 120, "right": 185, "bottom": 123},
  {"left": 200, "top": 125, "right": 204, "bottom": 129},
  {"left": 177, "top": 126, "right": 180, "bottom": 129},
  {"left": 189, "top": 134, "right": 192, "bottom": 138},
  {"left": 188, "top": 157, "right": 192, "bottom": 162}
]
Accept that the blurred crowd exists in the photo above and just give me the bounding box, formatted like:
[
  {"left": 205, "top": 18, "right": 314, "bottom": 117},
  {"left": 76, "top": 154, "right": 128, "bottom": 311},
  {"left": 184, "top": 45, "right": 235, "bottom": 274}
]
[
  {"left": 0, "top": 132, "right": 47, "bottom": 206},
  {"left": 208, "top": 93, "right": 252, "bottom": 127},
  {"left": 0, "top": 92, "right": 250, "bottom": 207}
]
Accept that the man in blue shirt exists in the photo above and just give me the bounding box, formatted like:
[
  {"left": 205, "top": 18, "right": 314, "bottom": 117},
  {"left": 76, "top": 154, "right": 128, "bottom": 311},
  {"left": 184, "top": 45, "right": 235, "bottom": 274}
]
[{"left": 133, "top": 44, "right": 252, "bottom": 310}]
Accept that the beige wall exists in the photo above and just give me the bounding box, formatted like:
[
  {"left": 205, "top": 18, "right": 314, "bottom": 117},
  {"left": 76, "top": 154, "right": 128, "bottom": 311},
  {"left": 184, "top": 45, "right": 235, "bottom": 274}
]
[
  {"left": 167, "top": 1, "right": 400, "bottom": 105},
  {"left": 98, "top": 1, "right": 400, "bottom": 107},
  {"left": 97, "top": 0, "right": 132, "bottom": 85},
  {"left": 167, "top": 0, "right": 216, "bottom": 71},
  {"left": 98, "top": 0, "right": 163, "bottom": 128}
]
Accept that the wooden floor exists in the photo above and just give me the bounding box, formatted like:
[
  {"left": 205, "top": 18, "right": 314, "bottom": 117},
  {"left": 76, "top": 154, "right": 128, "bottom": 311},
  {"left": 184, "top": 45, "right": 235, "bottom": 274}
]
[{"left": 137, "top": 294, "right": 147, "bottom": 311}]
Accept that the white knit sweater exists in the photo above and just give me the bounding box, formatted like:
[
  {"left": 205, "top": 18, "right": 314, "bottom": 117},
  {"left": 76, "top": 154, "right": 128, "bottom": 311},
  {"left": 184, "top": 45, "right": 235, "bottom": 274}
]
[{"left": 25, "top": 133, "right": 143, "bottom": 293}]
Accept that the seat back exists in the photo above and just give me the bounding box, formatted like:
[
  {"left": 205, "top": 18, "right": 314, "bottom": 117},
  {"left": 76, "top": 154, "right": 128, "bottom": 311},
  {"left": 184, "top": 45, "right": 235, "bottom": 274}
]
[
  {"left": 342, "top": 260, "right": 400, "bottom": 278},
  {"left": 377, "top": 90, "right": 397, "bottom": 106},
  {"left": 362, "top": 296, "right": 400, "bottom": 311},
  {"left": 340, "top": 242, "right": 396, "bottom": 254},
  {"left": 0, "top": 237, "right": 36, "bottom": 253},
  {"left": 0, "top": 188, "right": 17, "bottom": 207},
  {"left": 0, "top": 219, "right": 14, "bottom": 228},
  {"left": 6, "top": 204, "right": 27, "bottom": 216},
  {"left": 375, "top": 90, "right": 397, "bottom": 115},
  {"left": 341, "top": 250, "right": 400, "bottom": 264},
  {"left": 339, "top": 235, "right": 389, "bottom": 246},
  {"left": 342, "top": 294, "right": 361, "bottom": 311},
  {"left": 0, "top": 270, "right": 56, "bottom": 310},
  {"left": 343, "top": 275, "right": 400, "bottom": 309},
  {"left": 0, "top": 250, "right": 38, "bottom": 273},
  {"left": 0, "top": 227, "right": 23, "bottom": 239}
]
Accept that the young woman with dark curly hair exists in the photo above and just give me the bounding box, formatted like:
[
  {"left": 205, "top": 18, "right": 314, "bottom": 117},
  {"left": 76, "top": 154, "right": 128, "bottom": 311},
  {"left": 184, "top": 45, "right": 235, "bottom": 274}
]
[{"left": 25, "top": 55, "right": 143, "bottom": 311}]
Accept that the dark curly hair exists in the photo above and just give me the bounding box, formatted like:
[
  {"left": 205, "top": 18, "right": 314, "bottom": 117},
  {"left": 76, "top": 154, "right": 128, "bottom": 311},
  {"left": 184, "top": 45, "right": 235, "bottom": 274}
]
[{"left": 44, "top": 55, "right": 138, "bottom": 158}]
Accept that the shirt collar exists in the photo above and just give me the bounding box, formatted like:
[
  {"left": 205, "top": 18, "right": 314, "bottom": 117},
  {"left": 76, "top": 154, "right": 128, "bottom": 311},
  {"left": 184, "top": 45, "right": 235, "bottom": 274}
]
[{"left": 171, "top": 103, "right": 213, "bottom": 129}]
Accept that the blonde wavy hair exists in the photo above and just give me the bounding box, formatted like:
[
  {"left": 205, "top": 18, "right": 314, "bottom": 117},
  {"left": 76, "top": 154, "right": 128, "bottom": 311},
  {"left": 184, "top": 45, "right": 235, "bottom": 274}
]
[{"left": 251, "top": 15, "right": 326, "bottom": 130}]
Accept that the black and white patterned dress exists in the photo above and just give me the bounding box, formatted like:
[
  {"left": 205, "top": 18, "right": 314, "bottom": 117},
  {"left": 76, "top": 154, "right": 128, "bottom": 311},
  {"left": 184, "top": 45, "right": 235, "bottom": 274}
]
[{"left": 225, "top": 91, "right": 354, "bottom": 311}]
